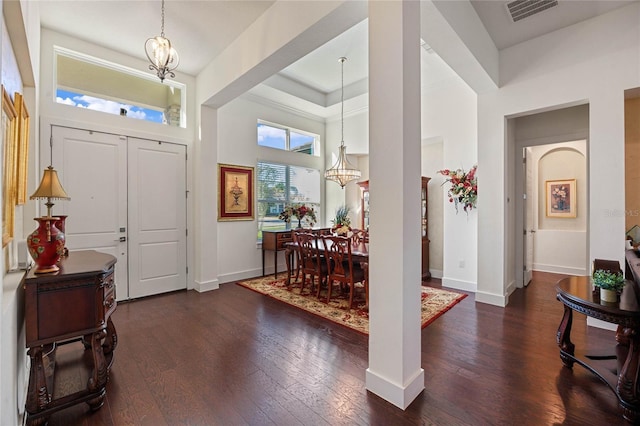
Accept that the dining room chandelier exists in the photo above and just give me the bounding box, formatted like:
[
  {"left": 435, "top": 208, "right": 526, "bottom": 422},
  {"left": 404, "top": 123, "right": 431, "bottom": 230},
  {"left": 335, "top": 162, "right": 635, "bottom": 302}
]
[
  {"left": 324, "top": 57, "right": 361, "bottom": 189},
  {"left": 144, "top": 0, "right": 179, "bottom": 82}
]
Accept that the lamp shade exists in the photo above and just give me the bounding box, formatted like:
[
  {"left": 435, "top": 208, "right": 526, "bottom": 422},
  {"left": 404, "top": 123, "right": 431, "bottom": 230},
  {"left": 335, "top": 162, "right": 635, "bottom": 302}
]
[
  {"left": 30, "top": 166, "right": 70, "bottom": 201},
  {"left": 324, "top": 144, "right": 361, "bottom": 188}
]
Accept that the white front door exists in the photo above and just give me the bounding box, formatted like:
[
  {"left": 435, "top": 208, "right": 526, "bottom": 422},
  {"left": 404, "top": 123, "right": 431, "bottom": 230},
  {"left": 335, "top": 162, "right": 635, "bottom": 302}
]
[
  {"left": 51, "top": 126, "right": 129, "bottom": 299},
  {"left": 50, "top": 127, "right": 187, "bottom": 300},
  {"left": 127, "top": 138, "right": 187, "bottom": 298}
]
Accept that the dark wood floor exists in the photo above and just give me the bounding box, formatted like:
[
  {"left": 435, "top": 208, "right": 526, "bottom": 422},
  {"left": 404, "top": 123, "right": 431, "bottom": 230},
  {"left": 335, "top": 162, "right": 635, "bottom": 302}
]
[{"left": 45, "top": 271, "right": 629, "bottom": 425}]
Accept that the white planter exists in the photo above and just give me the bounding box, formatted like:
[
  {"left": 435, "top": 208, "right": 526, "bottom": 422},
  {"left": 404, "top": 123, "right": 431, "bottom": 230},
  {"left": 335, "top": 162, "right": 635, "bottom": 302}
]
[{"left": 600, "top": 288, "right": 618, "bottom": 303}]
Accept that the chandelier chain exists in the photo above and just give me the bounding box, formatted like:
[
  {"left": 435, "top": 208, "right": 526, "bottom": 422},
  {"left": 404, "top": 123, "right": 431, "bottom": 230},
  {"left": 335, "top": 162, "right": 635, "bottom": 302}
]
[
  {"left": 340, "top": 57, "right": 345, "bottom": 147},
  {"left": 161, "top": 0, "right": 166, "bottom": 37}
]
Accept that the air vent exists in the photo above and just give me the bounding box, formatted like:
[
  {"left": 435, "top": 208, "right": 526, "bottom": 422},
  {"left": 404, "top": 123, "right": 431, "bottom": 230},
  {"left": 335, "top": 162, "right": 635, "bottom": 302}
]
[{"left": 506, "top": 0, "right": 558, "bottom": 22}]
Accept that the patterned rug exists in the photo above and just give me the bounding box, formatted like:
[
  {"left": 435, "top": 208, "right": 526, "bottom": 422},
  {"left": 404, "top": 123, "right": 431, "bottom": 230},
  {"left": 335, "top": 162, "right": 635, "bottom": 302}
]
[{"left": 236, "top": 276, "right": 467, "bottom": 335}]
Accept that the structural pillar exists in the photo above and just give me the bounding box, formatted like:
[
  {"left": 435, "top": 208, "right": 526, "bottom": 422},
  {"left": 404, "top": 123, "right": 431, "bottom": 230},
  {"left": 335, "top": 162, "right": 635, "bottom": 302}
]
[{"left": 366, "top": 0, "right": 424, "bottom": 409}]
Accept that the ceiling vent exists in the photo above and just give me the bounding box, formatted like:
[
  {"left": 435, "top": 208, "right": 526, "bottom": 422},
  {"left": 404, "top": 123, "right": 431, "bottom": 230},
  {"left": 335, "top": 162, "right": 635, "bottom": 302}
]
[{"left": 506, "top": 0, "right": 558, "bottom": 23}]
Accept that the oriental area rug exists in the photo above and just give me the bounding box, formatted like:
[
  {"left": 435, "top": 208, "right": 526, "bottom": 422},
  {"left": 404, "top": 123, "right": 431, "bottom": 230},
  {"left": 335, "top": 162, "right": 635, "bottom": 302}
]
[{"left": 236, "top": 276, "right": 467, "bottom": 335}]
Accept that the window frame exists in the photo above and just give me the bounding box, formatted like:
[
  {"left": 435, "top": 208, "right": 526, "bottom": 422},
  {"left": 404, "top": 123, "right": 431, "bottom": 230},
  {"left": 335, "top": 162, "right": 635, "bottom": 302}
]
[{"left": 257, "top": 120, "right": 319, "bottom": 155}]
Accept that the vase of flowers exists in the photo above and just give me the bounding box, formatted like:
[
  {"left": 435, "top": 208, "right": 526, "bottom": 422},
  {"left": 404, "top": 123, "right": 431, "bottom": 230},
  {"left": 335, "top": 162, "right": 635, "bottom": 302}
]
[
  {"left": 278, "top": 204, "right": 317, "bottom": 228},
  {"left": 592, "top": 268, "right": 625, "bottom": 302},
  {"left": 438, "top": 165, "right": 478, "bottom": 213},
  {"left": 331, "top": 205, "right": 351, "bottom": 236}
]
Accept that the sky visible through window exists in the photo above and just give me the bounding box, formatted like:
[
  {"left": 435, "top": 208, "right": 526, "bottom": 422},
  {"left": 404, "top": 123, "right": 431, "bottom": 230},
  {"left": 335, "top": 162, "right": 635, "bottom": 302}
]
[
  {"left": 56, "top": 89, "right": 164, "bottom": 123},
  {"left": 257, "top": 123, "right": 316, "bottom": 153}
]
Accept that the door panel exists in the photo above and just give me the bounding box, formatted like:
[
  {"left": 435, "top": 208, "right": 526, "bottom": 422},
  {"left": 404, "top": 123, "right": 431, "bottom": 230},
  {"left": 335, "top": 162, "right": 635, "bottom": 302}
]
[
  {"left": 51, "top": 127, "right": 129, "bottom": 299},
  {"left": 128, "top": 138, "right": 186, "bottom": 298},
  {"left": 524, "top": 147, "right": 534, "bottom": 286}
]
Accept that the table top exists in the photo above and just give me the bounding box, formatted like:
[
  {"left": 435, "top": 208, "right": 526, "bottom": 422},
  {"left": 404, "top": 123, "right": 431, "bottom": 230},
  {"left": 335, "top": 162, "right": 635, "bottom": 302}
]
[
  {"left": 285, "top": 238, "right": 369, "bottom": 260},
  {"left": 556, "top": 275, "right": 640, "bottom": 326},
  {"left": 24, "top": 250, "right": 117, "bottom": 283}
]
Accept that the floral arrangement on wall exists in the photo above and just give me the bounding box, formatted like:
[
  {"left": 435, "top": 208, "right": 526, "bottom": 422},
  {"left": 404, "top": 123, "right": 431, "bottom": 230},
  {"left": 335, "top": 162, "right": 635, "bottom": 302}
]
[
  {"left": 278, "top": 204, "right": 317, "bottom": 227},
  {"left": 438, "top": 165, "right": 478, "bottom": 213}
]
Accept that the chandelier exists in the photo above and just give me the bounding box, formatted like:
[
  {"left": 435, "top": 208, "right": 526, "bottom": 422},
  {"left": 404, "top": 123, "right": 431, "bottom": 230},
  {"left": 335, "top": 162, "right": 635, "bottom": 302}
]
[
  {"left": 324, "top": 57, "right": 361, "bottom": 188},
  {"left": 144, "top": 0, "right": 179, "bottom": 82}
]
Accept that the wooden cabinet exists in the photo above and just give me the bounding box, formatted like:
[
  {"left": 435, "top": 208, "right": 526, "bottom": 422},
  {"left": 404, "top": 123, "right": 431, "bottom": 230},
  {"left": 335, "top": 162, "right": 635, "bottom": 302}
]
[
  {"left": 24, "top": 250, "right": 117, "bottom": 425},
  {"left": 358, "top": 178, "right": 431, "bottom": 280},
  {"left": 422, "top": 177, "right": 431, "bottom": 280},
  {"left": 358, "top": 180, "right": 369, "bottom": 230}
]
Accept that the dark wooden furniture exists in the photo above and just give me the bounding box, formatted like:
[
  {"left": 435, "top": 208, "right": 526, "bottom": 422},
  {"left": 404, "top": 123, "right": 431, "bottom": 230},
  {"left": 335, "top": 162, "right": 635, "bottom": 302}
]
[
  {"left": 262, "top": 228, "right": 330, "bottom": 278},
  {"left": 320, "top": 235, "right": 366, "bottom": 308},
  {"left": 555, "top": 275, "right": 640, "bottom": 423},
  {"left": 24, "top": 250, "right": 118, "bottom": 426},
  {"left": 357, "top": 180, "right": 369, "bottom": 230},
  {"left": 421, "top": 177, "right": 431, "bottom": 280},
  {"left": 295, "top": 231, "right": 328, "bottom": 295},
  {"left": 359, "top": 178, "right": 430, "bottom": 280}
]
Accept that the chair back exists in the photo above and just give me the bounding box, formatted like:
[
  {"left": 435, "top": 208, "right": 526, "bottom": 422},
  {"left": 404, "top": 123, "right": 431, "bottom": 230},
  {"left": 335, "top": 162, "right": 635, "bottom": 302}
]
[
  {"left": 351, "top": 229, "right": 369, "bottom": 245},
  {"left": 296, "top": 232, "right": 321, "bottom": 271},
  {"left": 592, "top": 258, "right": 622, "bottom": 275},
  {"left": 321, "top": 235, "right": 353, "bottom": 279}
]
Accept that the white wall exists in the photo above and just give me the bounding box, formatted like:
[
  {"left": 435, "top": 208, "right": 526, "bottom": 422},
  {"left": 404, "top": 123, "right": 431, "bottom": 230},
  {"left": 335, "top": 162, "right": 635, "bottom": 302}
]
[
  {"left": 215, "top": 95, "right": 325, "bottom": 283},
  {"left": 478, "top": 3, "right": 640, "bottom": 306},
  {"left": 422, "top": 71, "right": 478, "bottom": 291}
]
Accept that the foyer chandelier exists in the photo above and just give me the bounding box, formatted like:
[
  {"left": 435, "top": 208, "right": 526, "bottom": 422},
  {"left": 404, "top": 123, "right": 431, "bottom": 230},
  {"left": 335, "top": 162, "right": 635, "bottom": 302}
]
[
  {"left": 144, "top": 0, "right": 179, "bottom": 82},
  {"left": 324, "top": 57, "right": 361, "bottom": 188}
]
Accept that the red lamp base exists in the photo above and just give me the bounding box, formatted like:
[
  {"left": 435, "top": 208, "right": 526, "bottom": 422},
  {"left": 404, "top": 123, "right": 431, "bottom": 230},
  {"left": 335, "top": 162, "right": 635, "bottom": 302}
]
[{"left": 27, "top": 217, "right": 65, "bottom": 274}]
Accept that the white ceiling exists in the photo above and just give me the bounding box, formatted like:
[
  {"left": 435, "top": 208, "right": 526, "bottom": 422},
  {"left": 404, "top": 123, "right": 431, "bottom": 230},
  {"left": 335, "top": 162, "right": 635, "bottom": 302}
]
[{"left": 39, "top": 0, "right": 638, "bottom": 117}]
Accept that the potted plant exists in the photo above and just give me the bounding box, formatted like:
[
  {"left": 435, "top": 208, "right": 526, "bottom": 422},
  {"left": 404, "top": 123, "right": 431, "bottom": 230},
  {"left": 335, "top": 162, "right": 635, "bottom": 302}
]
[
  {"left": 592, "top": 269, "right": 625, "bottom": 302},
  {"left": 331, "top": 205, "right": 351, "bottom": 236}
]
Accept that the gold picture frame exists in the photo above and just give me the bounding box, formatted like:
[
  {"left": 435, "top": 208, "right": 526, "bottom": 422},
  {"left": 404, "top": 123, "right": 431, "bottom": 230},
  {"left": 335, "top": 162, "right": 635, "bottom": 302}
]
[
  {"left": 545, "top": 179, "right": 576, "bottom": 218},
  {"left": 14, "top": 92, "right": 29, "bottom": 205},
  {"left": 218, "top": 163, "right": 254, "bottom": 221},
  {"left": 2, "top": 86, "right": 17, "bottom": 247}
]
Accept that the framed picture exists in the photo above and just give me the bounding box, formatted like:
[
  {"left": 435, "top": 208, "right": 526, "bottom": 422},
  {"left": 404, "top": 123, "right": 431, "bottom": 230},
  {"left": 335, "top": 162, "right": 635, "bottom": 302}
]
[
  {"left": 2, "top": 86, "right": 17, "bottom": 247},
  {"left": 14, "top": 92, "right": 29, "bottom": 205},
  {"left": 218, "top": 163, "right": 254, "bottom": 221},
  {"left": 546, "top": 179, "right": 576, "bottom": 218}
]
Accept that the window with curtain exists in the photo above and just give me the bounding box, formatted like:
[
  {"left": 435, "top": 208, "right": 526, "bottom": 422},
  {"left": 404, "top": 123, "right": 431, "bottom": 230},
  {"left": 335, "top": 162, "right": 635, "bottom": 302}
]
[{"left": 257, "top": 161, "right": 321, "bottom": 239}]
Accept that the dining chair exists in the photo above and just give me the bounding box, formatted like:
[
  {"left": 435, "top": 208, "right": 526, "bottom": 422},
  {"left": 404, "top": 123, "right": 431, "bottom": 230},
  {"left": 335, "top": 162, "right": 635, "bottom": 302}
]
[
  {"left": 296, "top": 231, "right": 328, "bottom": 295},
  {"left": 320, "top": 235, "right": 366, "bottom": 309},
  {"left": 351, "top": 228, "right": 369, "bottom": 244}
]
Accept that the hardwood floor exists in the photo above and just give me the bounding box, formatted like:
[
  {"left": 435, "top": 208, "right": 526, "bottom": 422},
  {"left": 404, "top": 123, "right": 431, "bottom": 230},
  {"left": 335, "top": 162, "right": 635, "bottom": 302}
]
[{"left": 46, "top": 271, "right": 628, "bottom": 425}]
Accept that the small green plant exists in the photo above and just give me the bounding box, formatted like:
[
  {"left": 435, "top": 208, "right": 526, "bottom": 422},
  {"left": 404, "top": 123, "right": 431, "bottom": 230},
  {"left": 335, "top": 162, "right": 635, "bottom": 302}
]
[
  {"left": 592, "top": 269, "right": 625, "bottom": 291},
  {"left": 332, "top": 205, "right": 351, "bottom": 227}
]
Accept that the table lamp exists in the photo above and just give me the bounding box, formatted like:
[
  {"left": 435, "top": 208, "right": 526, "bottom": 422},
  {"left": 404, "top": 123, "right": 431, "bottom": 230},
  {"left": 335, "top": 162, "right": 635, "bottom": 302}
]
[{"left": 27, "top": 165, "right": 70, "bottom": 273}]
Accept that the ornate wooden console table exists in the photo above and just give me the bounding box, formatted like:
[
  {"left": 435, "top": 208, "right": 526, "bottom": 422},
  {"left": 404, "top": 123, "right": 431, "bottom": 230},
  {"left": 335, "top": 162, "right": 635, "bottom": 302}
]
[
  {"left": 556, "top": 275, "right": 640, "bottom": 423},
  {"left": 24, "top": 250, "right": 117, "bottom": 425}
]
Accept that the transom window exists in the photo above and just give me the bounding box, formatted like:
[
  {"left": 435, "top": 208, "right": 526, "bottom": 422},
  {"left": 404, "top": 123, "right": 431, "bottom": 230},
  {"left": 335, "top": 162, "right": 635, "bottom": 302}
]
[
  {"left": 257, "top": 121, "right": 318, "bottom": 155},
  {"left": 54, "top": 47, "right": 186, "bottom": 127}
]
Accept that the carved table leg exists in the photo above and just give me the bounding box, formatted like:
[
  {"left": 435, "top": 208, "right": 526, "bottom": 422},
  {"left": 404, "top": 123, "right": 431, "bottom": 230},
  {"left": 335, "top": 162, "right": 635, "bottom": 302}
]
[
  {"left": 26, "top": 346, "right": 50, "bottom": 424},
  {"left": 86, "top": 329, "right": 108, "bottom": 410},
  {"left": 103, "top": 317, "right": 118, "bottom": 371},
  {"left": 616, "top": 325, "right": 640, "bottom": 422},
  {"left": 556, "top": 303, "right": 575, "bottom": 367}
]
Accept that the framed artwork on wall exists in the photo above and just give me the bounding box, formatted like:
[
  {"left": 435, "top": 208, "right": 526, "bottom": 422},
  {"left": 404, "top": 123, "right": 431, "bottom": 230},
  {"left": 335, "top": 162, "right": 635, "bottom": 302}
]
[
  {"left": 14, "top": 92, "right": 29, "bottom": 205},
  {"left": 546, "top": 179, "right": 576, "bottom": 218},
  {"left": 2, "top": 86, "right": 17, "bottom": 247},
  {"left": 218, "top": 163, "right": 254, "bottom": 221}
]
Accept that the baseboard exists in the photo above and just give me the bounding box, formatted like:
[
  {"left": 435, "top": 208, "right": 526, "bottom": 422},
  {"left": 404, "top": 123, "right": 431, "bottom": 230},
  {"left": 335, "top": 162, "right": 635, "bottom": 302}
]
[
  {"left": 475, "top": 290, "right": 508, "bottom": 307},
  {"left": 533, "top": 263, "right": 587, "bottom": 276},
  {"left": 441, "top": 277, "right": 476, "bottom": 293},
  {"left": 365, "top": 367, "right": 425, "bottom": 409},
  {"left": 505, "top": 279, "right": 517, "bottom": 297},
  {"left": 193, "top": 278, "right": 219, "bottom": 293},
  {"left": 218, "top": 268, "right": 270, "bottom": 285}
]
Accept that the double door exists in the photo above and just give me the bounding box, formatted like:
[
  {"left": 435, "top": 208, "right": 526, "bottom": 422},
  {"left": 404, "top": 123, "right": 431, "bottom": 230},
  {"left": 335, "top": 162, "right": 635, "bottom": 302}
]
[{"left": 49, "top": 126, "right": 187, "bottom": 300}]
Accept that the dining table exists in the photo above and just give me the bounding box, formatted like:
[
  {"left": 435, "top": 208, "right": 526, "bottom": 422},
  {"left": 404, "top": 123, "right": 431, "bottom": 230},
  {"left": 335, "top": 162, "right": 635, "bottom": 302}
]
[{"left": 284, "top": 237, "right": 369, "bottom": 287}]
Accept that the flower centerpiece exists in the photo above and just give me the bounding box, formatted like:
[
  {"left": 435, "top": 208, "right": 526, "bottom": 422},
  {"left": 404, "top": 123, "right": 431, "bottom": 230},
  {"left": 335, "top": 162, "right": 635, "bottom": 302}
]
[
  {"left": 593, "top": 268, "right": 625, "bottom": 302},
  {"left": 438, "top": 165, "right": 477, "bottom": 213},
  {"left": 278, "top": 203, "right": 317, "bottom": 228},
  {"left": 331, "top": 205, "right": 351, "bottom": 236}
]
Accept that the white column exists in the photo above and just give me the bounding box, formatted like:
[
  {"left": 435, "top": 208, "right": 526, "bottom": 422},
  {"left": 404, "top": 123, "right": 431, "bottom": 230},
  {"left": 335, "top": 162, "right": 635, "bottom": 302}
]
[
  {"left": 193, "top": 105, "right": 219, "bottom": 292},
  {"left": 366, "top": 0, "right": 424, "bottom": 409}
]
